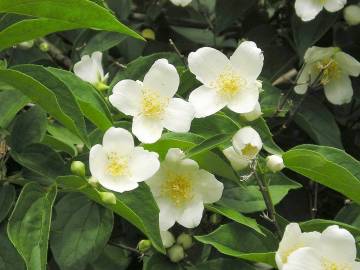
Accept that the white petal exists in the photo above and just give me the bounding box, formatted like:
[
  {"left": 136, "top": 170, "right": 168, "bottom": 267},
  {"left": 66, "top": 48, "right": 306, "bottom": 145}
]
[
  {"left": 232, "top": 126, "right": 263, "bottom": 156},
  {"left": 283, "top": 247, "right": 323, "bottom": 270},
  {"left": 295, "top": 0, "right": 323, "bottom": 21},
  {"left": 143, "top": 59, "right": 179, "bottom": 98},
  {"left": 91, "top": 51, "right": 104, "bottom": 79},
  {"left": 230, "top": 41, "right": 264, "bottom": 81},
  {"left": 295, "top": 64, "right": 312, "bottom": 94},
  {"left": 324, "top": 75, "right": 353, "bottom": 105},
  {"left": 193, "top": 170, "right": 223, "bottom": 203},
  {"left": 177, "top": 199, "right": 204, "bottom": 228},
  {"left": 170, "top": 0, "right": 192, "bottom": 7},
  {"left": 132, "top": 115, "right": 164, "bottom": 144},
  {"left": 73, "top": 55, "right": 99, "bottom": 84},
  {"left": 146, "top": 168, "right": 167, "bottom": 197},
  {"left": 89, "top": 144, "right": 108, "bottom": 181},
  {"left": 109, "top": 80, "right": 142, "bottom": 116},
  {"left": 352, "top": 262, "right": 360, "bottom": 270},
  {"left": 99, "top": 176, "right": 139, "bottom": 193},
  {"left": 163, "top": 98, "right": 195, "bottom": 132},
  {"left": 164, "top": 148, "right": 199, "bottom": 171},
  {"left": 324, "top": 0, "right": 346, "bottom": 12},
  {"left": 227, "top": 83, "right": 260, "bottom": 113},
  {"left": 102, "top": 127, "right": 134, "bottom": 155},
  {"left": 188, "top": 47, "right": 231, "bottom": 85},
  {"left": 334, "top": 52, "right": 360, "bottom": 77},
  {"left": 189, "top": 85, "right": 227, "bottom": 118},
  {"left": 240, "top": 102, "right": 262, "bottom": 121},
  {"left": 304, "top": 46, "right": 338, "bottom": 63},
  {"left": 318, "top": 225, "right": 356, "bottom": 263},
  {"left": 128, "top": 147, "right": 160, "bottom": 182},
  {"left": 160, "top": 230, "right": 175, "bottom": 248},
  {"left": 165, "top": 148, "right": 186, "bottom": 162},
  {"left": 223, "top": 146, "right": 250, "bottom": 171},
  {"left": 158, "top": 197, "right": 181, "bottom": 231}
]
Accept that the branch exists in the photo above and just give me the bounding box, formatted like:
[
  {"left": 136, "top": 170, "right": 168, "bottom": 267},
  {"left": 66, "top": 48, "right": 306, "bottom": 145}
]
[{"left": 36, "top": 38, "right": 72, "bottom": 70}]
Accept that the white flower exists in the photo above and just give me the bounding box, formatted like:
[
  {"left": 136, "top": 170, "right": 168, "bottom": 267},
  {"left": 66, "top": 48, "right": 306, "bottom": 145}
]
[
  {"left": 146, "top": 148, "right": 224, "bottom": 230},
  {"left": 109, "top": 59, "right": 195, "bottom": 144},
  {"left": 223, "top": 146, "right": 251, "bottom": 171},
  {"left": 276, "top": 223, "right": 321, "bottom": 269},
  {"left": 170, "top": 0, "right": 192, "bottom": 7},
  {"left": 295, "top": 0, "right": 347, "bottom": 22},
  {"left": 266, "top": 154, "right": 285, "bottom": 173},
  {"left": 295, "top": 46, "right": 360, "bottom": 105},
  {"left": 89, "top": 127, "right": 160, "bottom": 193},
  {"left": 74, "top": 51, "right": 109, "bottom": 90},
  {"left": 232, "top": 126, "right": 263, "bottom": 159},
  {"left": 283, "top": 225, "right": 359, "bottom": 270},
  {"left": 188, "top": 41, "right": 264, "bottom": 118},
  {"left": 240, "top": 102, "right": 263, "bottom": 121},
  {"left": 344, "top": 5, "right": 360, "bottom": 26},
  {"left": 160, "top": 230, "right": 175, "bottom": 248}
]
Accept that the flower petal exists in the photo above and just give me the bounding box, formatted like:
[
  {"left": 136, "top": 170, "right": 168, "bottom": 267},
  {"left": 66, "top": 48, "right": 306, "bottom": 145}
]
[
  {"left": 177, "top": 198, "right": 204, "bottom": 228},
  {"left": 109, "top": 80, "right": 142, "bottom": 116},
  {"left": 91, "top": 51, "right": 104, "bottom": 79},
  {"left": 99, "top": 176, "right": 139, "bottom": 193},
  {"left": 295, "top": 64, "right": 312, "bottom": 94},
  {"left": 163, "top": 98, "right": 195, "bottom": 132},
  {"left": 226, "top": 83, "right": 259, "bottom": 113},
  {"left": 158, "top": 197, "right": 181, "bottom": 230},
  {"left": 143, "top": 59, "right": 179, "bottom": 97},
  {"left": 160, "top": 230, "right": 175, "bottom": 248},
  {"left": 132, "top": 115, "right": 164, "bottom": 144},
  {"left": 334, "top": 51, "right": 360, "bottom": 77},
  {"left": 188, "top": 47, "right": 231, "bottom": 85},
  {"left": 223, "top": 146, "right": 250, "bottom": 171},
  {"left": 232, "top": 126, "right": 263, "bottom": 156},
  {"left": 324, "top": 0, "right": 346, "bottom": 12},
  {"left": 193, "top": 170, "right": 223, "bottom": 203},
  {"left": 128, "top": 147, "right": 160, "bottom": 182},
  {"left": 89, "top": 144, "right": 107, "bottom": 180},
  {"left": 189, "top": 85, "right": 227, "bottom": 118},
  {"left": 324, "top": 74, "right": 353, "bottom": 105},
  {"left": 295, "top": 0, "right": 323, "bottom": 21},
  {"left": 73, "top": 55, "right": 99, "bottom": 84},
  {"left": 102, "top": 127, "right": 134, "bottom": 155},
  {"left": 230, "top": 41, "right": 264, "bottom": 81},
  {"left": 283, "top": 247, "right": 323, "bottom": 270},
  {"left": 304, "top": 46, "right": 338, "bottom": 63}
]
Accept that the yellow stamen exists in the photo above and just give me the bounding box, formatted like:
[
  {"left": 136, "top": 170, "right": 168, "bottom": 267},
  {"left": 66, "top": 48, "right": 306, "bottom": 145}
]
[
  {"left": 322, "top": 259, "right": 351, "bottom": 270},
  {"left": 161, "top": 174, "right": 193, "bottom": 207},
  {"left": 141, "top": 90, "right": 168, "bottom": 117},
  {"left": 106, "top": 152, "right": 129, "bottom": 176},
  {"left": 315, "top": 58, "right": 341, "bottom": 85},
  {"left": 215, "top": 70, "right": 246, "bottom": 98},
  {"left": 242, "top": 143, "right": 259, "bottom": 159}
]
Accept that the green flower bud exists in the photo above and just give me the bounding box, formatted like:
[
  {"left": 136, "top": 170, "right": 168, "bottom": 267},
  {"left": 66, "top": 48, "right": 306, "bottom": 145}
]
[
  {"left": 176, "top": 233, "right": 193, "bottom": 250},
  {"left": 76, "top": 143, "right": 84, "bottom": 154},
  {"left": 88, "top": 177, "right": 99, "bottom": 188},
  {"left": 95, "top": 81, "right": 109, "bottom": 92},
  {"left": 141, "top": 28, "right": 156, "bottom": 40},
  {"left": 70, "top": 161, "right": 86, "bottom": 177},
  {"left": 39, "top": 42, "right": 50, "bottom": 52},
  {"left": 167, "top": 244, "right": 184, "bottom": 263},
  {"left": 344, "top": 5, "right": 360, "bottom": 26},
  {"left": 99, "top": 191, "right": 117, "bottom": 205},
  {"left": 18, "top": 40, "right": 34, "bottom": 49},
  {"left": 209, "top": 213, "right": 222, "bottom": 224},
  {"left": 138, "top": 239, "right": 152, "bottom": 252}
]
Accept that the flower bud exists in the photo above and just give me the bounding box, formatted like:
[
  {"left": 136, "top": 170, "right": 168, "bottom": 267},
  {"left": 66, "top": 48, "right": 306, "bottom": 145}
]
[
  {"left": 88, "top": 177, "right": 99, "bottom": 187},
  {"left": 99, "top": 191, "right": 117, "bottom": 205},
  {"left": 39, "top": 42, "right": 50, "bottom": 52},
  {"left": 344, "top": 5, "right": 360, "bottom": 26},
  {"left": 240, "top": 102, "right": 263, "bottom": 121},
  {"left": 138, "top": 239, "right": 152, "bottom": 252},
  {"left": 18, "top": 40, "right": 34, "bottom": 49},
  {"left": 70, "top": 161, "right": 86, "bottom": 177},
  {"left": 160, "top": 230, "right": 175, "bottom": 248},
  {"left": 167, "top": 244, "right": 185, "bottom": 263},
  {"left": 76, "top": 143, "right": 84, "bottom": 154},
  {"left": 95, "top": 81, "right": 109, "bottom": 92},
  {"left": 176, "top": 233, "right": 193, "bottom": 250},
  {"left": 141, "top": 28, "right": 156, "bottom": 40},
  {"left": 266, "top": 154, "right": 285, "bottom": 173},
  {"left": 209, "top": 213, "right": 222, "bottom": 225}
]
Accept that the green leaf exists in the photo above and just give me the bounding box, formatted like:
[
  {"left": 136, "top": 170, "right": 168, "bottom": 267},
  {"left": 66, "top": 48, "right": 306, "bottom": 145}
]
[
  {"left": 0, "top": 224, "right": 25, "bottom": 270},
  {"left": 7, "top": 182, "right": 57, "bottom": 270},
  {"left": 9, "top": 105, "right": 47, "bottom": 152},
  {"left": 50, "top": 193, "right": 113, "bottom": 270},
  {"left": 47, "top": 67, "right": 113, "bottom": 132},
  {"left": 185, "top": 133, "right": 232, "bottom": 158},
  {"left": 294, "top": 97, "right": 343, "bottom": 149},
  {"left": 336, "top": 203, "right": 360, "bottom": 228},
  {"left": 195, "top": 223, "right": 277, "bottom": 266},
  {"left": 41, "top": 135, "right": 77, "bottom": 157},
  {"left": 143, "top": 253, "right": 182, "bottom": 270},
  {"left": 0, "top": 89, "right": 29, "bottom": 128},
  {"left": 189, "top": 258, "right": 257, "bottom": 270},
  {"left": 292, "top": 11, "right": 338, "bottom": 57},
  {"left": 283, "top": 144, "right": 360, "bottom": 204},
  {"left": 260, "top": 80, "right": 289, "bottom": 117},
  {"left": 82, "top": 32, "right": 127, "bottom": 55},
  {"left": 205, "top": 204, "right": 263, "bottom": 235},
  {"left": 0, "top": 184, "right": 16, "bottom": 223},
  {"left": 56, "top": 175, "right": 165, "bottom": 254},
  {"left": 87, "top": 245, "right": 131, "bottom": 270},
  {"left": 171, "top": 26, "right": 223, "bottom": 46},
  {"left": 0, "top": 0, "right": 142, "bottom": 50},
  {"left": 300, "top": 219, "right": 360, "bottom": 237}
]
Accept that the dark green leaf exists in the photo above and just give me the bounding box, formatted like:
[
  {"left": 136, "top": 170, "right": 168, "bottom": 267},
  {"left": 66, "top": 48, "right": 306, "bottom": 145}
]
[
  {"left": 82, "top": 32, "right": 127, "bottom": 55},
  {"left": 143, "top": 253, "right": 182, "bottom": 270},
  {"left": 189, "top": 258, "right": 257, "bottom": 270},
  {"left": 0, "top": 224, "right": 25, "bottom": 270},
  {"left": 185, "top": 133, "right": 232, "bottom": 158},
  {"left": 0, "top": 89, "right": 29, "bottom": 128},
  {"left": 0, "top": 184, "right": 16, "bottom": 223},
  {"left": 336, "top": 203, "right": 360, "bottom": 228},
  {"left": 87, "top": 245, "right": 131, "bottom": 270}
]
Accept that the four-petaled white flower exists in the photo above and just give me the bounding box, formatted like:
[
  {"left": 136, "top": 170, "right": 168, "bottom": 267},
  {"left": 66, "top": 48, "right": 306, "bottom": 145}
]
[
  {"left": 146, "top": 148, "right": 224, "bottom": 230},
  {"left": 282, "top": 225, "right": 360, "bottom": 270},
  {"left": 276, "top": 223, "right": 320, "bottom": 270},
  {"left": 295, "top": 46, "right": 360, "bottom": 105},
  {"left": 170, "top": 0, "right": 192, "bottom": 7},
  {"left": 188, "top": 41, "right": 264, "bottom": 118},
  {"left": 295, "top": 0, "right": 347, "bottom": 22},
  {"left": 109, "top": 59, "right": 195, "bottom": 144},
  {"left": 89, "top": 127, "right": 160, "bottom": 193},
  {"left": 74, "top": 51, "right": 109, "bottom": 91}
]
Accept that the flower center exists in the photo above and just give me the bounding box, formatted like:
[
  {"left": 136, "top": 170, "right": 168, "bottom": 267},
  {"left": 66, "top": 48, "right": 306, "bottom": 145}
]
[
  {"left": 315, "top": 58, "right": 341, "bottom": 85},
  {"left": 215, "top": 70, "right": 246, "bottom": 98},
  {"left": 161, "top": 174, "right": 193, "bottom": 207},
  {"left": 322, "top": 260, "right": 351, "bottom": 270},
  {"left": 106, "top": 152, "right": 129, "bottom": 177},
  {"left": 281, "top": 244, "right": 303, "bottom": 264},
  {"left": 241, "top": 143, "right": 259, "bottom": 159},
  {"left": 141, "top": 90, "right": 168, "bottom": 117}
]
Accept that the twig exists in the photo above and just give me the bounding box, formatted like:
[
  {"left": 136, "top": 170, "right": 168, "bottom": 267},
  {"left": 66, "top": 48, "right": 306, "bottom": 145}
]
[
  {"left": 109, "top": 240, "right": 144, "bottom": 256},
  {"left": 169, "top": 38, "right": 187, "bottom": 66},
  {"left": 36, "top": 38, "right": 72, "bottom": 70},
  {"left": 311, "top": 182, "right": 319, "bottom": 218}
]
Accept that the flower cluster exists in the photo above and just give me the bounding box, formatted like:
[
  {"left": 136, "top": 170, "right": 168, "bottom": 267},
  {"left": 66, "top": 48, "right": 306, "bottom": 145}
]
[{"left": 276, "top": 223, "right": 359, "bottom": 270}]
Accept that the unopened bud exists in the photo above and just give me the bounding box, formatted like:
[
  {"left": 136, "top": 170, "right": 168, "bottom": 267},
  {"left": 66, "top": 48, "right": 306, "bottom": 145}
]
[
  {"left": 88, "top": 177, "right": 99, "bottom": 187},
  {"left": 99, "top": 191, "right": 117, "bottom": 205},
  {"left": 344, "top": 5, "right": 360, "bottom": 26},
  {"left": 76, "top": 143, "right": 84, "bottom": 154},
  {"left": 138, "top": 239, "right": 152, "bottom": 252},
  {"left": 266, "top": 154, "right": 285, "bottom": 173},
  {"left": 39, "top": 42, "right": 49, "bottom": 52},
  {"left": 209, "top": 213, "right": 222, "bottom": 224},
  {"left": 18, "top": 40, "right": 34, "bottom": 49},
  {"left": 176, "top": 233, "right": 193, "bottom": 250},
  {"left": 160, "top": 230, "right": 175, "bottom": 248},
  {"left": 167, "top": 244, "right": 184, "bottom": 263},
  {"left": 70, "top": 161, "right": 86, "bottom": 177},
  {"left": 241, "top": 102, "right": 263, "bottom": 121},
  {"left": 141, "top": 28, "right": 156, "bottom": 40},
  {"left": 95, "top": 81, "right": 109, "bottom": 92}
]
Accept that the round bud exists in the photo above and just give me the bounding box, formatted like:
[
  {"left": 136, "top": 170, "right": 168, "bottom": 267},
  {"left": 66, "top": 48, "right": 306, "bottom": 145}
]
[
  {"left": 241, "top": 102, "right": 262, "bottom": 121},
  {"left": 266, "top": 154, "right": 285, "bottom": 173},
  {"left": 167, "top": 244, "right": 185, "bottom": 263},
  {"left": 18, "top": 40, "right": 34, "bottom": 49},
  {"left": 88, "top": 177, "right": 99, "bottom": 188},
  {"left": 141, "top": 28, "right": 156, "bottom": 40},
  {"left": 70, "top": 161, "right": 86, "bottom": 177},
  {"left": 344, "top": 5, "right": 360, "bottom": 26},
  {"left": 76, "top": 143, "right": 84, "bottom": 154},
  {"left": 99, "top": 191, "right": 116, "bottom": 205},
  {"left": 209, "top": 213, "right": 222, "bottom": 225},
  {"left": 176, "top": 233, "right": 193, "bottom": 250},
  {"left": 160, "top": 230, "right": 175, "bottom": 248},
  {"left": 138, "top": 239, "right": 152, "bottom": 253},
  {"left": 39, "top": 42, "right": 49, "bottom": 52}
]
